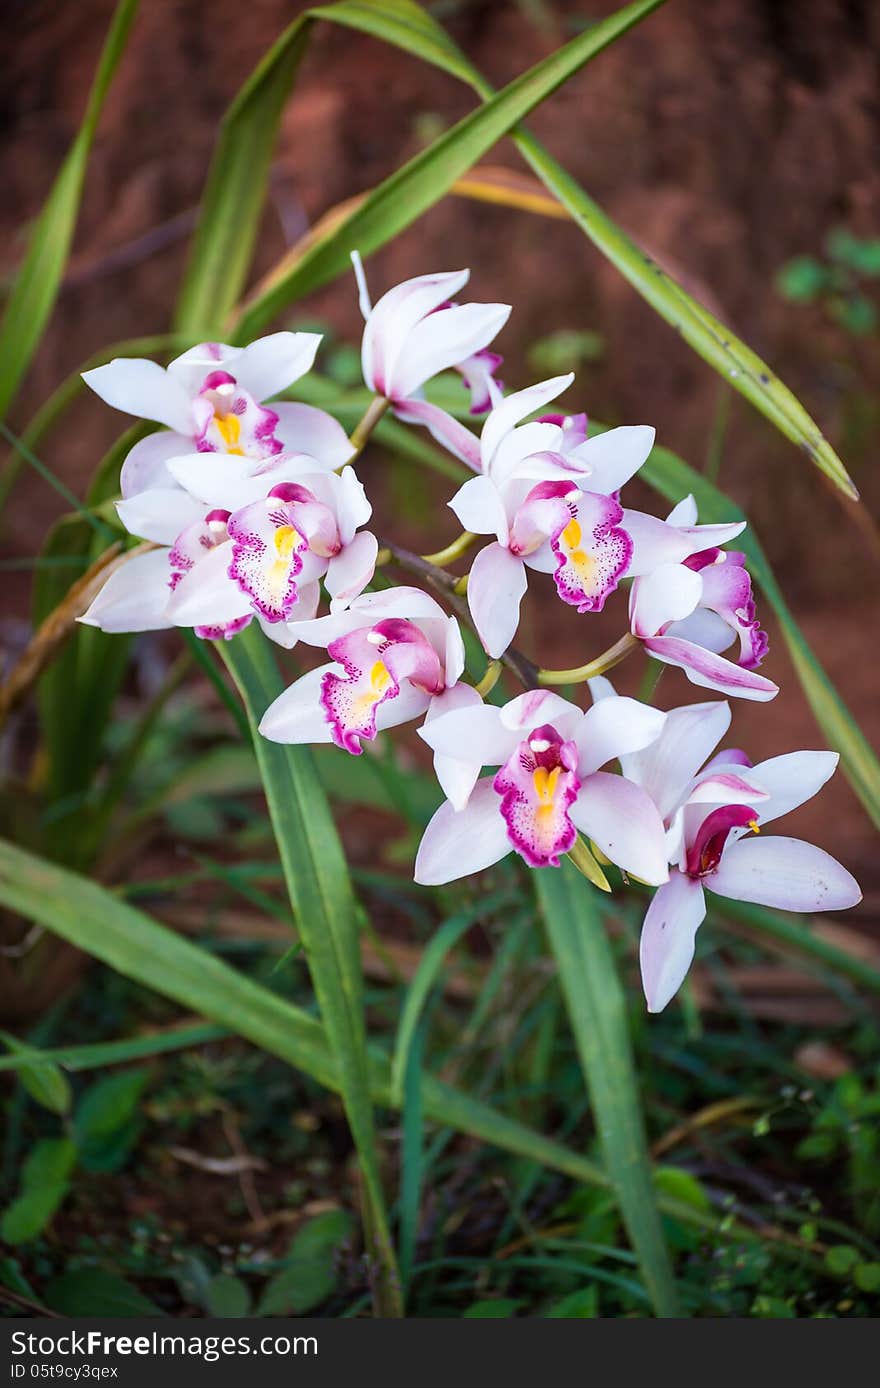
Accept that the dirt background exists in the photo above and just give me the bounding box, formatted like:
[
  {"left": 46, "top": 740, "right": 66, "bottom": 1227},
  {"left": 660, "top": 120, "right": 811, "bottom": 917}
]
[{"left": 2, "top": 0, "right": 878, "bottom": 892}]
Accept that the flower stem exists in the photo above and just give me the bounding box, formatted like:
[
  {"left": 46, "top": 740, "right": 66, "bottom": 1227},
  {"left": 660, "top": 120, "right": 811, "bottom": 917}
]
[
  {"left": 421, "top": 531, "right": 476, "bottom": 567},
  {"left": 474, "top": 660, "right": 502, "bottom": 699},
  {"left": 537, "top": 632, "right": 638, "bottom": 687},
  {"left": 348, "top": 395, "right": 390, "bottom": 459}
]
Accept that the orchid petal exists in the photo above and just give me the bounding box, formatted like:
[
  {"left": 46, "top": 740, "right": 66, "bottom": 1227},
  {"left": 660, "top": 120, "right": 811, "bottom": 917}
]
[
  {"left": 393, "top": 302, "right": 511, "bottom": 402},
  {"left": 78, "top": 548, "right": 174, "bottom": 633},
  {"left": 82, "top": 359, "right": 193, "bottom": 434},
  {"left": 448, "top": 475, "right": 508, "bottom": 543},
  {"left": 620, "top": 700, "right": 731, "bottom": 821},
  {"left": 166, "top": 541, "right": 251, "bottom": 627},
  {"left": 115, "top": 488, "right": 204, "bottom": 545},
  {"left": 575, "top": 697, "right": 666, "bottom": 777},
  {"left": 639, "top": 871, "right": 707, "bottom": 1013},
  {"left": 258, "top": 663, "right": 336, "bottom": 744},
  {"left": 443, "top": 617, "right": 466, "bottom": 687},
  {"left": 260, "top": 581, "right": 321, "bottom": 649},
  {"left": 570, "top": 772, "right": 669, "bottom": 885},
  {"left": 629, "top": 563, "right": 702, "bottom": 637},
  {"left": 742, "top": 751, "right": 840, "bottom": 826},
  {"left": 424, "top": 683, "right": 485, "bottom": 811},
  {"left": 666, "top": 495, "right": 698, "bottom": 526},
  {"left": 709, "top": 835, "right": 862, "bottom": 912},
  {"left": 467, "top": 542, "right": 528, "bottom": 658},
  {"left": 643, "top": 636, "right": 779, "bottom": 701},
  {"left": 567, "top": 425, "right": 655, "bottom": 495},
  {"left": 273, "top": 401, "right": 355, "bottom": 469},
  {"left": 325, "top": 531, "right": 378, "bottom": 608},
  {"left": 418, "top": 702, "right": 516, "bottom": 767},
  {"left": 414, "top": 778, "right": 511, "bottom": 885},
  {"left": 120, "top": 431, "right": 190, "bottom": 498},
  {"left": 393, "top": 398, "right": 483, "bottom": 472},
  {"left": 232, "top": 332, "right": 321, "bottom": 401},
  {"left": 499, "top": 689, "right": 583, "bottom": 739},
  {"left": 364, "top": 269, "right": 470, "bottom": 398},
  {"left": 480, "top": 374, "right": 573, "bottom": 470}
]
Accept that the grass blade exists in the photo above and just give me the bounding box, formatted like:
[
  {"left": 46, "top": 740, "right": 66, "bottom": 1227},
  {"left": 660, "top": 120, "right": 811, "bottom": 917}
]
[
  {"left": 0, "top": 1025, "right": 227, "bottom": 1074},
  {"left": 232, "top": 0, "right": 667, "bottom": 340},
  {"left": 0, "top": 0, "right": 139, "bottom": 418},
  {"left": 391, "top": 891, "right": 511, "bottom": 1105},
  {"left": 174, "top": 18, "right": 313, "bottom": 335},
  {"left": 220, "top": 623, "right": 402, "bottom": 1317},
  {"left": 535, "top": 860, "right": 680, "bottom": 1317}
]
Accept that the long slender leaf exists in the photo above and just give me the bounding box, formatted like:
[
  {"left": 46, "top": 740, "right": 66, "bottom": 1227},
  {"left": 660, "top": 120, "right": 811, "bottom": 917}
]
[
  {"left": 232, "top": 0, "right": 667, "bottom": 341},
  {"left": 391, "top": 892, "right": 511, "bottom": 1104},
  {"left": 317, "top": 0, "right": 856, "bottom": 497},
  {"left": 535, "top": 861, "right": 680, "bottom": 1318},
  {"left": 174, "top": 19, "right": 313, "bottom": 334},
  {"left": 0, "top": 835, "right": 821, "bottom": 1270},
  {"left": 0, "top": 1024, "right": 228, "bottom": 1075},
  {"left": 220, "top": 623, "right": 402, "bottom": 1317},
  {"left": 0, "top": 0, "right": 139, "bottom": 418}
]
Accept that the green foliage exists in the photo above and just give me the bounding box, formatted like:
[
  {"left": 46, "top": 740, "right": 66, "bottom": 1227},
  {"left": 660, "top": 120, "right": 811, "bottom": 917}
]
[
  {"left": 258, "top": 1210, "right": 353, "bottom": 1314},
  {"left": 1, "top": 1139, "right": 76, "bottom": 1245},
  {"left": 777, "top": 228, "right": 880, "bottom": 338}
]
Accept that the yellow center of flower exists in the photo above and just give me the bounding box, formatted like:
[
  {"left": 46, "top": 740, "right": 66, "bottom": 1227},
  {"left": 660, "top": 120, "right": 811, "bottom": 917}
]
[
  {"left": 350, "top": 661, "right": 392, "bottom": 722},
  {"left": 214, "top": 412, "right": 243, "bottom": 455},
  {"left": 533, "top": 764, "right": 561, "bottom": 810},
  {"left": 561, "top": 518, "right": 594, "bottom": 579},
  {"left": 274, "top": 525, "right": 301, "bottom": 561}
]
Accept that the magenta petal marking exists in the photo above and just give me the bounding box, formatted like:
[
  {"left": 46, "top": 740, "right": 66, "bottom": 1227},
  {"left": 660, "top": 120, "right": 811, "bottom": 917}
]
[
  {"left": 493, "top": 723, "right": 580, "bottom": 868},
  {"left": 685, "top": 550, "right": 769, "bottom": 670},
  {"left": 551, "top": 493, "right": 632, "bottom": 613},
  {"left": 168, "top": 511, "right": 230, "bottom": 591},
  {"left": 226, "top": 493, "right": 316, "bottom": 623},
  {"left": 686, "top": 803, "right": 758, "bottom": 879},
  {"left": 194, "top": 614, "right": 253, "bottom": 642}
]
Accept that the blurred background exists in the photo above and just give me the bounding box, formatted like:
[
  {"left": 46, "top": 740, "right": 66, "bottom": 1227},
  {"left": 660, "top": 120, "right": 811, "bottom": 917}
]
[{"left": 1, "top": 0, "right": 878, "bottom": 1318}]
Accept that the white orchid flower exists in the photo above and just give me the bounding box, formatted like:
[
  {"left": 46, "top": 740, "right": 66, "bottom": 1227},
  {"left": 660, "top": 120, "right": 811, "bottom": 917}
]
[
  {"left": 400, "top": 375, "right": 655, "bottom": 657},
  {"left": 351, "top": 253, "right": 510, "bottom": 405},
  {"left": 414, "top": 687, "right": 669, "bottom": 886}
]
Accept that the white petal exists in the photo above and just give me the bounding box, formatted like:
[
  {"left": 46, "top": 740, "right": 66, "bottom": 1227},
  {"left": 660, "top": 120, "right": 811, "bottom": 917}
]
[
  {"left": 742, "top": 751, "right": 839, "bottom": 827},
  {"left": 393, "top": 302, "right": 510, "bottom": 401},
  {"left": 418, "top": 702, "right": 515, "bottom": 766},
  {"left": 620, "top": 700, "right": 731, "bottom": 821},
  {"left": 333, "top": 465, "right": 372, "bottom": 544},
  {"left": 258, "top": 664, "right": 335, "bottom": 744},
  {"left": 78, "top": 548, "right": 173, "bottom": 632},
  {"left": 291, "top": 585, "right": 448, "bottom": 648},
  {"left": 233, "top": 332, "right": 321, "bottom": 401},
  {"left": 166, "top": 541, "right": 251, "bottom": 627},
  {"left": 569, "top": 425, "right": 655, "bottom": 495},
  {"left": 664, "top": 607, "right": 736, "bottom": 654},
  {"left": 443, "top": 618, "right": 466, "bottom": 687},
  {"left": 710, "top": 836, "right": 862, "bottom": 912},
  {"left": 575, "top": 696, "right": 666, "bottom": 776},
  {"left": 260, "top": 581, "right": 321, "bottom": 649},
  {"left": 643, "top": 636, "right": 779, "bottom": 701},
  {"left": 366, "top": 269, "right": 470, "bottom": 397},
  {"left": 424, "top": 684, "right": 485, "bottom": 811},
  {"left": 481, "top": 374, "right": 573, "bottom": 470},
  {"left": 639, "top": 871, "right": 707, "bottom": 1013},
  {"left": 325, "top": 531, "right": 378, "bottom": 607},
  {"left": 629, "top": 563, "right": 702, "bottom": 638},
  {"left": 414, "top": 778, "right": 511, "bottom": 885},
  {"left": 499, "top": 689, "right": 583, "bottom": 739},
  {"left": 393, "top": 399, "right": 483, "bottom": 472},
  {"left": 666, "top": 495, "right": 698, "bottom": 526},
  {"left": 120, "top": 431, "right": 190, "bottom": 498},
  {"left": 82, "top": 359, "right": 193, "bottom": 434},
  {"left": 116, "top": 488, "right": 204, "bottom": 545},
  {"left": 570, "top": 773, "right": 669, "bottom": 885},
  {"left": 467, "top": 543, "right": 527, "bottom": 658},
  {"left": 449, "top": 474, "right": 508, "bottom": 542},
  {"left": 273, "top": 402, "right": 355, "bottom": 469}
]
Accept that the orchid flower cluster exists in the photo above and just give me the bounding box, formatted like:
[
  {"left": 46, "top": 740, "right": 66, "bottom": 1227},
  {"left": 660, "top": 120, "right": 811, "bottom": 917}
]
[{"left": 80, "top": 254, "right": 861, "bottom": 1013}]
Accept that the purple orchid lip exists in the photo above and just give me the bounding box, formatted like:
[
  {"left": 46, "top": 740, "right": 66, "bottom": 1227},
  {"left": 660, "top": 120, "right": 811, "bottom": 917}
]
[
  {"left": 205, "top": 508, "right": 231, "bottom": 525},
  {"left": 493, "top": 722, "right": 581, "bottom": 869},
  {"left": 200, "top": 369, "right": 237, "bottom": 393},
  {"left": 685, "top": 803, "right": 758, "bottom": 879}
]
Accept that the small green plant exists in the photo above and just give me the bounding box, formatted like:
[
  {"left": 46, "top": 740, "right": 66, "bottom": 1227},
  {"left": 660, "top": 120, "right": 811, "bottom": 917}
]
[{"left": 777, "top": 228, "right": 880, "bottom": 336}]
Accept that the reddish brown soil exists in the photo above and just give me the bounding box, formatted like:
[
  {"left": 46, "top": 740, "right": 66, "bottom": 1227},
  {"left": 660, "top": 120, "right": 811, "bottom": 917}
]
[{"left": 2, "top": 0, "right": 878, "bottom": 888}]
